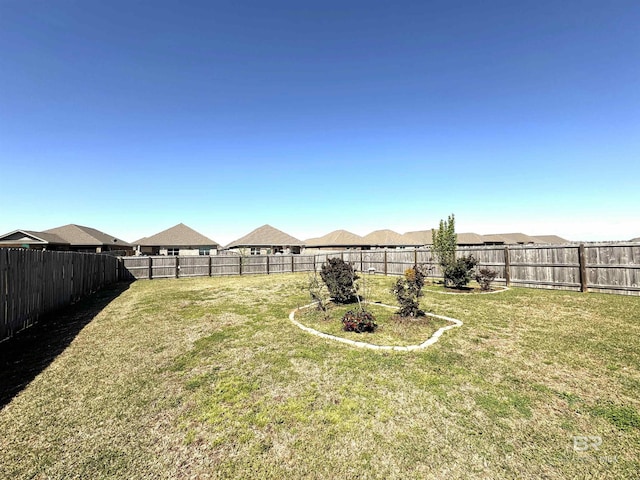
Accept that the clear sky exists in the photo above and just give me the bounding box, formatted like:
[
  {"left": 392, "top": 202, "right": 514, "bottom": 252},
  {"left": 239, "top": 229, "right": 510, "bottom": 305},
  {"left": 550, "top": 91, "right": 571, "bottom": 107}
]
[{"left": 1, "top": 0, "right": 638, "bottom": 245}]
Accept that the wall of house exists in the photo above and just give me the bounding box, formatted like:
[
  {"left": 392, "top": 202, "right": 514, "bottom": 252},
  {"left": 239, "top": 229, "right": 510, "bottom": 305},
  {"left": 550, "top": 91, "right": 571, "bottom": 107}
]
[
  {"left": 158, "top": 248, "right": 217, "bottom": 256},
  {"left": 228, "top": 246, "right": 302, "bottom": 255}
]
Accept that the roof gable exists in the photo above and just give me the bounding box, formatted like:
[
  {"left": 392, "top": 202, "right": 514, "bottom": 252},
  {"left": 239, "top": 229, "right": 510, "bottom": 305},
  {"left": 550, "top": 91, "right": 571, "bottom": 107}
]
[
  {"left": 305, "top": 229, "right": 364, "bottom": 246},
  {"left": 0, "top": 229, "right": 68, "bottom": 245},
  {"left": 44, "top": 224, "right": 132, "bottom": 247},
  {"left": 135, "top": 223, "right": 219, "bottom": 247},
  {"left": 361, "top": 229, "right": 406, "bottom": 246},
  {"left": 227, "top": 224, "right": 303, "bottom": 248}
]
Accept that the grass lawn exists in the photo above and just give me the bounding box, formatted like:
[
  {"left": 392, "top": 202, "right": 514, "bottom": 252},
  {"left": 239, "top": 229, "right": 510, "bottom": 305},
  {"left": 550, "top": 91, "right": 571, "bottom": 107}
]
[{"left": 1, "top": 273, "right": 639, "bottom": 479}]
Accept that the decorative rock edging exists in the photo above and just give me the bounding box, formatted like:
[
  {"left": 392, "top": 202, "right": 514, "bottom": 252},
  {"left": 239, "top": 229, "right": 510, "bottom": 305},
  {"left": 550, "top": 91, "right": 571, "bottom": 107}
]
[
  {"left": 427, "top": 286, "right": 510, "bottom": 295},
  {"left": 289, "top": 301, "right": 463, "bottom": 352}
]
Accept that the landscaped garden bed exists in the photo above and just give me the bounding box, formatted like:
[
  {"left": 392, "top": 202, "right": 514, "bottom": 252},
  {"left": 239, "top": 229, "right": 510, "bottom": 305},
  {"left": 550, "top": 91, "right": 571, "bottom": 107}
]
[{"left": 294, "top": 300, "right": 452, "bottom": 347}]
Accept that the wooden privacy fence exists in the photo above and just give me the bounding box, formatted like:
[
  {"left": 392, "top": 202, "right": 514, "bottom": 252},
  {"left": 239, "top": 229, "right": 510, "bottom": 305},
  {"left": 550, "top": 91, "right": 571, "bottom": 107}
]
[
  {"left": 119, "top": 243, "right": 640, "bottom": 296},
  {"left": 2, "top": 243, "right": 638, "bottom": 342},
  {"left": 0, "top": 249, "right": 120, "bottom": 342},
  {"left": 119, "top": 254, "right": 317, "bottom": 280}
]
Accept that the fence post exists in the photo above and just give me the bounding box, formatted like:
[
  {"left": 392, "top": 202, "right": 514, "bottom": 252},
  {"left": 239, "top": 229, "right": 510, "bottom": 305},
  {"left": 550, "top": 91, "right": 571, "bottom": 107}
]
[
  {"left": 384, "top": 250, "right": 388, "bottom": 276},
  {"left": 414, "top": 249, "right": 418, "bottom": 268},
  {"left": 148, "top": 257, "right": 153, "bottom": 280},
  {"left": 175, "top": 256, "right": 180, "bottom": 278},
  {"left": 360, "top": 251, "right": 363, "bottom": 272},
  {"left": 208, "top": 255, "right": 212, "bottom": 277},
  {"left": 341, "top": 251, "right": 344, "bottom": 261},
  {"left": 291, "top": 255, "right": 294, "bottom": 273},
  {"left": 578, "top": 244, "right": 588, "bottom": 292},
  {"left": 239, "top": 255, "right": 243, "bottom": 275},
  {"left": 266, "top": 255, "right": 270, "bottom": 275},
  {"left": 504, "top": 247, "right": 511, "bottom": 286}
]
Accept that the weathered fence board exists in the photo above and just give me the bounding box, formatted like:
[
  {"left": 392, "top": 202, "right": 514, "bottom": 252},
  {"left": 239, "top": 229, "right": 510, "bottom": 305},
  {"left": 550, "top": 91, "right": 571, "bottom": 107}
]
[
  {"left": 212, "top": 256, "right": 242, "bottom": 276},
  {"left": 585, "top": 244, "right": 640, "bottom": 295},
  {"left": 0, "top": 249, "right": 7, "bottom": 341},
  {"left": 178, "top": 256, "right": 211, "bottom": 278}
]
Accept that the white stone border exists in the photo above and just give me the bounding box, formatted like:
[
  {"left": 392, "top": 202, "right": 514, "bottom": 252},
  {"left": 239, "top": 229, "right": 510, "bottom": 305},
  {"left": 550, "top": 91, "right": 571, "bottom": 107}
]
[{"left": 289, "top": 301, "right": 463, "bottom": 352}]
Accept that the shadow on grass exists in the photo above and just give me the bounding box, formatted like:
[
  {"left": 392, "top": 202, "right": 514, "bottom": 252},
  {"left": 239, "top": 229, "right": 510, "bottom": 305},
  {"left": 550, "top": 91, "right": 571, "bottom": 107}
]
[{"left": 0, "top": 281, "right": 132, "bottom": 410}]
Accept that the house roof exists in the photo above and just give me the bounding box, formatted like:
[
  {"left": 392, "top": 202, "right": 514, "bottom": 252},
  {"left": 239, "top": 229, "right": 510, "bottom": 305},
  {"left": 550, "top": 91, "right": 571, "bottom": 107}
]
[
  {"left": 44, "top": 224, "right": 132, "bottom": 247},
  {"left": 227, "top": 224, "right": 304, "bottom": 248},
  {"left": 361, "top": 229, "right": 406, "bottom": 246},
  {"left": 456, "top": 232, "right": 487, "bottom": 245},
  {"left": 530, "top": 235, "right": 570, "bottom": 244},
  {"left": 305, "top": 229, "right": 364, "bottom": 246},
  {"left": 481, "top": 233, "right": 538, "bottom": 244},
  {"left": 0, "top": 229, "right": 69, "bottom": 245},
  {"left": 402, "top": 230, "right": 433, "bottom": 245},
  {"left": 135, "top": 223, "right": 219, "bottom": 247}
]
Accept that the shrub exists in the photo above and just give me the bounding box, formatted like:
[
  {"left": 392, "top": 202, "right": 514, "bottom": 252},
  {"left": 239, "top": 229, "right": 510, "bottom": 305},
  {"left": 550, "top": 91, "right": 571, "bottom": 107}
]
[
  {"left": 475, "top": 267, "right": 498, "bottom": 291},
  {"left": 342, "top": 309, "right": 377, "bottom": 333},
  {"left": 444, "top": 255, "right": 478, "bottom": 289},
  {"left": 392, "top": 267, "right": 426, "bottom": 317},
  {"left": 320, "top": 258, "right": 359, "bottom": 303}
]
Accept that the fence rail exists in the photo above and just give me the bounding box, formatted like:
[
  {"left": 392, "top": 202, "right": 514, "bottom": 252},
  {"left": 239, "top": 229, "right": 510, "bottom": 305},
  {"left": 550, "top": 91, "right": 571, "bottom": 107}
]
[
  {"left": 0, "top": 249, "right": 120, "bottom": 343},
  {"left": 119, "top": 243, "right": 640, "bottom": 296}
]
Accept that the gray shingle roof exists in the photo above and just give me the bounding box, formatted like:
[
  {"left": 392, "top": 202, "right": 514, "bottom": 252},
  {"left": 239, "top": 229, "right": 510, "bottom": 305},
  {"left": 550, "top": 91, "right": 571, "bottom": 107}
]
[
  {"left": 456, "top": 232, "right": 487, "bottom": 245},
  {"left": 403, "top": 230, "right": 433, "bottom": 245},
  {"left": 135, "top": 223, "right": 219, "bottom": 247},
  {"left": 0, "top": 229, "right": 69, "bottom": 245},
  {"left": 227, "top": 224, "right": 303, "bottom": 248},
  {"left": 481, "top": 233, "right": 538, "bottom": 244},
  {"left": 361, "top": 229, "right": 406, "bottom": 246},
  {"left": 43, "top": 224, "right": 132, "bottom": 247},
  {"left": 530, "top": 235, "right": 570, "bottom": 244},
  {"left": 305, "top": 230, "right": 364, "bottom": 246}
]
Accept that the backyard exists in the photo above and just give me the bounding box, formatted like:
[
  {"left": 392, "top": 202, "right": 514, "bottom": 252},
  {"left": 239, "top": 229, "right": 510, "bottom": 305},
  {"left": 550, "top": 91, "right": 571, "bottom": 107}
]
[{"left": 0, "top": 273, "right": 639, "bottom": 479}]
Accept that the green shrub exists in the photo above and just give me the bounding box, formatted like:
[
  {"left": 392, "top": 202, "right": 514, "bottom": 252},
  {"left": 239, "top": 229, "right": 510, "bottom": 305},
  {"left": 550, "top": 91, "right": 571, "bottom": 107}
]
[
  {"left": 320, "top": 258, "right": 359, "bottom": 303},
  {"left": 392, "top": 267, "right": 426, "bottom": 317},
  {"left": 444, "top": 255, "right": 478, "bottom": 289}
]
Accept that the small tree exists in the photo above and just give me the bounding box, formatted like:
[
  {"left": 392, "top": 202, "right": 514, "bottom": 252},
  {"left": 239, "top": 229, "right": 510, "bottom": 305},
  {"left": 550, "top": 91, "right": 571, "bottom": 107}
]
[
  {"left": 432, "top": 214, "right": 457, "bottom": 284},
  {"left": 392, "top": 266, "right": 427, "bottom": 317},
  {"left": 320, "top": 257, "right": 359, "bottom": 303}
]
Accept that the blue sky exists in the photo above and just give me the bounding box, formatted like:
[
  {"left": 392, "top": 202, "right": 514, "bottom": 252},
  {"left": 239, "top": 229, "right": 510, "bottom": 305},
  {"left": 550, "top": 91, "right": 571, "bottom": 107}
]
[{"left": 1, "top": 0, "right": 638, "bottom": 245}]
